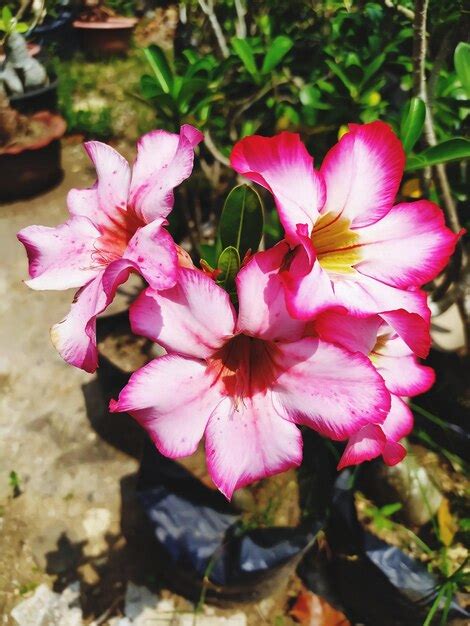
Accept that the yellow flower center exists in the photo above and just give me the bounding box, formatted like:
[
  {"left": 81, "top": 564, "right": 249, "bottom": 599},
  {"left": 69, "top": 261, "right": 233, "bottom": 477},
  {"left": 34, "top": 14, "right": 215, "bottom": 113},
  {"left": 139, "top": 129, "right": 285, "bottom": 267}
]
[{"left": 312, "top": 212, "right": 362, "bottom": 274}]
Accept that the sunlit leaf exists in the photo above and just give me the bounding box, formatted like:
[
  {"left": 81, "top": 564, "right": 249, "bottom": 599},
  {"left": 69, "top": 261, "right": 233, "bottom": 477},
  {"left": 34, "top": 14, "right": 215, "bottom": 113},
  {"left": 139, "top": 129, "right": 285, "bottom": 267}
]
[
  {"left": 231, "top": 38, "right": 259, "bottom": 82},
  {"left": 454, "top": 42, "right": 470, "bottom": 97},
  {"left": 261, "top": 35, "right": 293, "bottom": 74},
  {"left": 405, "top": 138, "right": 470, "bottom": 171},
  {"left": 217, "top": 246, "right": 240, "bottom": 294},
  {"left": 144, "top": 45, "right": 173, "bottom": 95}
]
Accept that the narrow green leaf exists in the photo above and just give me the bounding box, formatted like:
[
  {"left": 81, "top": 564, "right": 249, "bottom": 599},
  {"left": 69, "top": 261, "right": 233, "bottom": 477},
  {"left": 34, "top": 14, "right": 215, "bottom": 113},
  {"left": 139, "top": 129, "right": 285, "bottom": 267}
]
[
  {"left": 231, "top": 38, "right": 259, "bottom": 82},
  {"left": 360, "top": 52, "right": 386, "bottom": 87},
  {"left": 143, "top": 45, "right": 173, "bottom": 95},
  {"left": 140, "top": 74, "right": 161, "bottom": 99},
  {"left": 400, "top": 97, "right": 426, "bottom": 154},
  {"left": 2, "top": 6, "right": 12, "bottom": 28},
  {"left": 325, "top": 59, "right": 357, "bottom": 97},
  {"left": 261, "top": 35, "right": 293, "bottom": 74},
  {"left": 219, "top": 184, "right": 264, "bottom": 259},
  {"left": 217, "top": 246, "right": 240, "bottom": 294},
  {"left": 15, "top": 22, "right": 29, "bottom": 33},
  {"left": 454, "top": 42, "right": 470, "bottom": 97},
  {"left": 405, "top": 138, "right": 470, "bottom": 171}
]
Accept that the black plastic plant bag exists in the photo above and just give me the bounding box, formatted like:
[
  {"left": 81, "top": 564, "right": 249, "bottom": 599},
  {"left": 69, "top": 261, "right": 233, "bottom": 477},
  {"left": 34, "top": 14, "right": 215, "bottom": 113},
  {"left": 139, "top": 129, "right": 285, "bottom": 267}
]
[
  {"left": 299, "top": 471, "right": 469, "bottom": 625},
  {"left": 137, "top": 435, "right": 323, "bottom": 603},
  {"left": 137, "top": 434, "right": 468, "bottom": 620}
]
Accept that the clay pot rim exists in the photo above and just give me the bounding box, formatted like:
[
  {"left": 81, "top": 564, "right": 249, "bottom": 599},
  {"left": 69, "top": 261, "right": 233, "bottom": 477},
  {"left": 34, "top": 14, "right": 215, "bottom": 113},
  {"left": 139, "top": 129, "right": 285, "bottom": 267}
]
[
  {"left": 0, "top": 111, "right": 66, "bottom": 156},
  {"left": 73, "top": 17, "right": 138, "bottom": 29}
]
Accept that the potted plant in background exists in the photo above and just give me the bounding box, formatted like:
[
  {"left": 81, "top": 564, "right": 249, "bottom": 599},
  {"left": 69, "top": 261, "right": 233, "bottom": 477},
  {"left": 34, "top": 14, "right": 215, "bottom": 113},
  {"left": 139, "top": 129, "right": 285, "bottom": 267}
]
[
  {"left": 0, "top": 6, "right": 66, "bottom": 201},
  {"left": 73, "top": 0, "right": 137, "bottom": 57},
  {"left": 0, "top": 2, "right": 59, "bottom": 113}
]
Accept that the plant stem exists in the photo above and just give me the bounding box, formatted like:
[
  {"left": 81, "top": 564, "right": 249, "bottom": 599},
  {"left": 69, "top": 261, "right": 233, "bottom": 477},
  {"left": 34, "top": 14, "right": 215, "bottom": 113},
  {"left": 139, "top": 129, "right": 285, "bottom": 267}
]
[
  {"left": 197, "top": 0, "right": 230, "bottom": 59},
  {"left": 412, "top": 0, "right": 469, "bottom": 353}
]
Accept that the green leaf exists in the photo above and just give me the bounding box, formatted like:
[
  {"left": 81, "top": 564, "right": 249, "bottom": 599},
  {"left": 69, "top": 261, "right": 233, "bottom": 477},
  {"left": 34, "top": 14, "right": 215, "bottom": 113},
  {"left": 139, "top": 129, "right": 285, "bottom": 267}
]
[
  {"left": 140, "top": 74, "right": 161, "bottom": 99},
  {"left": 144, "top": 45, "right": 173, "bottom": 95},
  {"left": 400, "top": 97, "right": 426, "bottom": 154},
  {"left": 200, "top": 243, "right": 218, "bottom": 268},
  {"left": 325, "top": 59, "right": 357, "bottom": 97},
  {"left": 2, "top": 6, "right": 12, "bottom": 29},
  {"left": 177, "top": 78, "right": 208, "bottom": 113},
  {"left": 454, "top": 42, "right": 470, "bottom": 97},
  {"left": 15, "top": 21, "right": 29, "bottom": 33},
  {"left": 380, "top": 503, "right": 403, "bottom": 517},
  {"left": 231, "top": 38, "right": 259, "bottom": 82},
  {"left": 405, "top": 138, "right": 470, "bottom": 171},
  {"left": 219, "top": 184, "right": 264, "bottom": 259},
  {"left": 217, "top": 246, "right": 240, "bottom": 294},
  {"left": 261, "top": 35, "right": 293, "bottom": 74},
  {"left": 360, "top": 53, "right": 386, "bottom": 87}
]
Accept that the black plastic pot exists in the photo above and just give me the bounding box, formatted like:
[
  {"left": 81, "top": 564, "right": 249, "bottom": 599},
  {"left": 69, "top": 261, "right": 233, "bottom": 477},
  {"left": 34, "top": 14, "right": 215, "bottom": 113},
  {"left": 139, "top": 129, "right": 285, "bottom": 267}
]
[
  {"left": 29, "top": 10, "right": 76, "bottom": 54},
  {"left": 9, "top": 78, "right": 59, "bottom": 115}
]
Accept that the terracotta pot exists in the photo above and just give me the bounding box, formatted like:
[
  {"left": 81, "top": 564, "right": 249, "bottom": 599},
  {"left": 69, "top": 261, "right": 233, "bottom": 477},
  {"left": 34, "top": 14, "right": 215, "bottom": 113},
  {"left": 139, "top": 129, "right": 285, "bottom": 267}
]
[
  {"left": 73, "top": 17, "right": 138, "bottom": 57},
  {"left": 0, "top": 111, "right": 66, "bottom": 202}
]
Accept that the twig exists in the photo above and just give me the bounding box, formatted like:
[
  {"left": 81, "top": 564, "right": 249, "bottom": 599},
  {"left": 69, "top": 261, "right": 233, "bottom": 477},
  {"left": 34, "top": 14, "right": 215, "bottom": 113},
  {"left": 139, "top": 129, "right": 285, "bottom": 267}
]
[
  {"left": 383, "top": 0, "right": 415, "bottom": 20},
  {"left": 197, "top": 0, "right": 230, "bottom": 59},
  {"left": 204, "top": 130, "right": 230, "bottom": 166},
  {"left": 412, "top": 0, "right": 469, "bottom": 352},
  {"left": 234, "top": 0, "right": 247, "bottom": 38}
]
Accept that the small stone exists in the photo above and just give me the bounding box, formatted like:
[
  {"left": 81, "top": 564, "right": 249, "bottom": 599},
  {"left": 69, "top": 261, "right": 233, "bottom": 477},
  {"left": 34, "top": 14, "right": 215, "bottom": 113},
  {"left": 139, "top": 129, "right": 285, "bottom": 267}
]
[
  {"left": 11, "top": 583, "right": 82, "bottom": 626},
  {"left": 78, "top": 562, "right": 100, "bottom": 585},
  {"left": 82, "top": 508, "right": 111, "bottom": 557}
]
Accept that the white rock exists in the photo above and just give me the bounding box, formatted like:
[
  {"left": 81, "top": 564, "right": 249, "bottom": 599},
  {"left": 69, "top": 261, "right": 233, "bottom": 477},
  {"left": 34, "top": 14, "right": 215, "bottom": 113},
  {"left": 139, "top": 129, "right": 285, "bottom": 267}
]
[
  {"left": 11, "top": 583, "right": 82, "bottom": 626},
  {"left": 124, "top": 583, "right": 175, "bottom": 626},
  {"left": 82, "top": 508, "right": 111, "bottom": 538}
]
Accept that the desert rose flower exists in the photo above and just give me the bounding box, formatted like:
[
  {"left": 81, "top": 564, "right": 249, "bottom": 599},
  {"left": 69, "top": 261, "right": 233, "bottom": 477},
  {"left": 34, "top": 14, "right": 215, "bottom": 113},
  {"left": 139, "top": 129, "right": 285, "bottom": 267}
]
[
  {"left": 110, "top": 244, "right": 391, "bottom": 499},
  {"left": 231, "top": 122, "right": 460, "bottom": 358},
  {"left": 313, "top": 310, "right": 435, "bottom": 468},
  {"left": 17, "top": 125, "right": 203, "bottom": 372}
]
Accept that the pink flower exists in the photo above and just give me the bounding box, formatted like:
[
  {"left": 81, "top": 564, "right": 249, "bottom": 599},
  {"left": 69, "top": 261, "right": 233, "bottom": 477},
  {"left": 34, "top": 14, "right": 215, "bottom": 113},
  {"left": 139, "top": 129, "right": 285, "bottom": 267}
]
[
  {"left": 17, "top": 125, "right": 203, "bottom": 372},
  {"left": 231, "top": 122, "right": 460, "bottom": 358},
  {"left": 312, "top": 310, "right": 435, "bottom": 469},
  {"left": 110, "top": 244, "right": 391, "bottom": 499}
]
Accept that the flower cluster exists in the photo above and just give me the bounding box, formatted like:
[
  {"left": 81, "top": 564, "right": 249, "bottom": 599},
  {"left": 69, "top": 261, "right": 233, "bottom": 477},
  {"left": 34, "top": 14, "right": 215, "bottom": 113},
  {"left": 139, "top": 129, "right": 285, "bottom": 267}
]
[{"left": 18, "top": 121, "right": 458, "bottom": 499}]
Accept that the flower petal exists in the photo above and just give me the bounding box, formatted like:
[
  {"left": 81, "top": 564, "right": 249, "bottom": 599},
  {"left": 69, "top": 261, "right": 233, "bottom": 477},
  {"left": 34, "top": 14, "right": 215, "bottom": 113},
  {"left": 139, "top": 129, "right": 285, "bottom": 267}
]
[
  {"left": 320, "top": 121, "right": 405, "bottom": 227},
  {"left": 274, "top": 338, "right": 390, "bottom": 440},
  {"left": 313, "top": 310, "right": 382, "bottom": 355},
  {"left": 128, "top": 125, "right": 203, "bottom": 224},
  {"left": 380, "top": 307, "right": 431, "bottom": 359},
  {"left": 382, "top": 395, "right": 414, "bottom": 442},
  {"left": 123, "top": 220, "right": 178, "bottom": 290},
  {"left": 17, "top": 216, "right": 101, "bottom": 290},
  {"left": 235, "top": 242, "right": 306, "bottom": 341},
  {"left": 281, "top": 237, "right": 338, "bottom": 320},
  {"left": 69, "top": 141, "right": 131, "bottom": 227},
  {"left": 130, "top": 268, "right": 236, "bottom": 359},
  {"left": 332, "top": 276, "right": 431, "bottom": 357},
  {"left": 356, "top": 200, "right": 460, "bottom": 288},
  {"left": 337, "top": 424, "right": 386, "bottom": 470},
  {"left": 50, "top": 260, "right": 133, "bottom": 372},
  {"left": 230, "top": 132, "right": 325, "bottom": 243},
  {"left": 373, "top": 350, "right": 435, "bottom": 396},
  {"left": 110, "top": 355, "right": 221, "bottom": 458},
  {"left": 205, "top": 393, "right": 303, "bottom": 499}
]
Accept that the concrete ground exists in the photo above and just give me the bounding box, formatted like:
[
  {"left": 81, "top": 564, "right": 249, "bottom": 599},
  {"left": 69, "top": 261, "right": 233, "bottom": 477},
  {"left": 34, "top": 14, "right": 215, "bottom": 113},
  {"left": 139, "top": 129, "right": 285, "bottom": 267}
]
[{"left": 0, "top": 141, "right": 140, "bottom": 622}]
